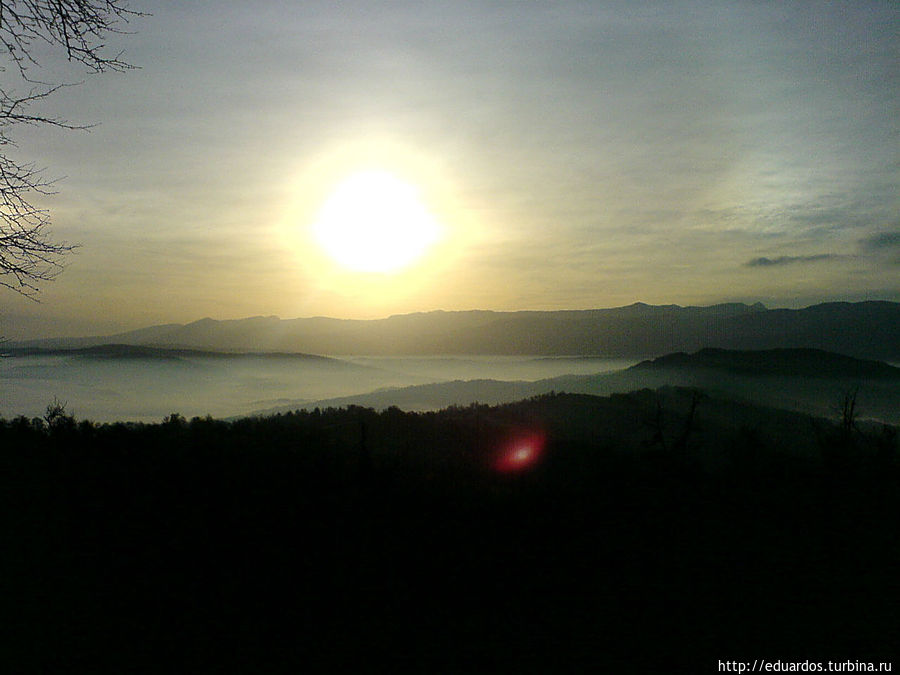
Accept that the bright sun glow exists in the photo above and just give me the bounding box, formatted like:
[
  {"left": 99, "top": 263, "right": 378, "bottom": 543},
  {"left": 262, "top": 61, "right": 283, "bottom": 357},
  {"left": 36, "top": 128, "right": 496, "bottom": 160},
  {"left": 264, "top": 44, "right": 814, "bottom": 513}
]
[{"left": 312, "top": 170, "right": 442, "bottom": 273}]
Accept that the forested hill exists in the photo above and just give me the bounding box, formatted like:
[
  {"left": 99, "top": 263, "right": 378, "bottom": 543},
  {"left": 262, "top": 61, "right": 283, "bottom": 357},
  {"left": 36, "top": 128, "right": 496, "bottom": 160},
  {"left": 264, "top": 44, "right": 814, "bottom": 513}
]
[
  {"left": 13, "top": 300, "right": 900, "bottom": 361},
  {"left": 2, "top": 390, "right": 897, "bottom": 672},
  {"left": 633, "top": 347, "right": 900, "bottom": 379}
]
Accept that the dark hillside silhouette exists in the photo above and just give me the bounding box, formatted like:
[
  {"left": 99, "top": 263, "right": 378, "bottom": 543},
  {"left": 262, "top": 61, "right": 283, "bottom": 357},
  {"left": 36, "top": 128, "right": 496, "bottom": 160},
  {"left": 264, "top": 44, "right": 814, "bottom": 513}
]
[
  {"left": 635, "top": 347, "right": 900, "bottom": 380},
  {"left": 2, "top": 391, "right": 897, "bottom": 672}
]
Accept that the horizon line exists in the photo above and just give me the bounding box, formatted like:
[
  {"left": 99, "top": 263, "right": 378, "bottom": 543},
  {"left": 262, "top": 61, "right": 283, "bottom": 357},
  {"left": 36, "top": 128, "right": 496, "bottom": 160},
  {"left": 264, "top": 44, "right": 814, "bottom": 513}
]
[{"left": 11, "top": 297, "right": 899, "bottom": 343}]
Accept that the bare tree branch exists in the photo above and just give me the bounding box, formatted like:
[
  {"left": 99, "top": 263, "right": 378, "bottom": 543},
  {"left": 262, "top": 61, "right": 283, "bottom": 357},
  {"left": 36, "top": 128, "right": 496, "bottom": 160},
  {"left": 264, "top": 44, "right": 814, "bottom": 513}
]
[
  {"left": 0, "top": 1, "right": 144, "bottom": 298},
  {"left": 0, "top": 1, "right": 144, "bottom": 77}
]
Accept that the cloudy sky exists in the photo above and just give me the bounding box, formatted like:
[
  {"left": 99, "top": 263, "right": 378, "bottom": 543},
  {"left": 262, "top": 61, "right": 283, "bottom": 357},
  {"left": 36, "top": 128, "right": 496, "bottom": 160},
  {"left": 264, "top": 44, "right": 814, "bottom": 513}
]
[{"left": 2, "top": 0, "right": 898, "bottom": 338}]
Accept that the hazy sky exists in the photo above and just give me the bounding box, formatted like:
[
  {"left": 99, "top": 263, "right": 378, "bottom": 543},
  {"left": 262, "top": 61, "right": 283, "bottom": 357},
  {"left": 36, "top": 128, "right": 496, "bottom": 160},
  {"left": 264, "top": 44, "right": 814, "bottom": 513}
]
[{"left": 2, "top": 0, "right": 898, "bottom": 338}]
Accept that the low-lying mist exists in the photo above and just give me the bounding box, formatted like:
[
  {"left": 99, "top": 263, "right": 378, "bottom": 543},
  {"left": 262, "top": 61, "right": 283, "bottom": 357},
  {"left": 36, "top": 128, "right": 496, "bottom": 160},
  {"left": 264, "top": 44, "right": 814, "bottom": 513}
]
[{"left": 0, "top": 354, "right": 633, "bottom": 422}]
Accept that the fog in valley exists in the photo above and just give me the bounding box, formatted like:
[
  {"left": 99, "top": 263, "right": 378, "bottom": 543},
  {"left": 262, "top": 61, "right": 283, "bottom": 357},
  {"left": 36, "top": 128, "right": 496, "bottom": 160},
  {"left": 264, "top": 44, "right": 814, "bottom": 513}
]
[{"left": 0, "top": 354, "right": 635, "bottom": 422}]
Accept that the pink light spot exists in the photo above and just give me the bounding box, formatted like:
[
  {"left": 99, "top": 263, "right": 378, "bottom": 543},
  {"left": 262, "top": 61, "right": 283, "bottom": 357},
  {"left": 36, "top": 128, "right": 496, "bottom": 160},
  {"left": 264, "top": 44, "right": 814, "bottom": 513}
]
[
  {"left": 494, "top": 432, "right": 546, "bottom": 473},
  {"left": 511, "top": 446, "right": 533, "bottom": 464}
]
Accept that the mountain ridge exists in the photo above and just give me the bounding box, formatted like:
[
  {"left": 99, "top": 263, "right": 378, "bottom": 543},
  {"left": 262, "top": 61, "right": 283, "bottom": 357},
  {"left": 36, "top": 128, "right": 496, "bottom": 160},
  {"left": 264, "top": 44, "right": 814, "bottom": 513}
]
[{"left": 11, "top": 300, "right": 899, "bottom": 361}]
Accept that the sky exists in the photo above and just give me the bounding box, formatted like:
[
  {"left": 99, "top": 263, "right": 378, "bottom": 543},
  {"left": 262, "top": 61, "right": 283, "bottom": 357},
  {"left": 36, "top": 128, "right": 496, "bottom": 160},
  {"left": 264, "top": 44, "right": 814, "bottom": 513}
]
[{"left": 2, "top": 0, "right": 898, "bottom": 339}]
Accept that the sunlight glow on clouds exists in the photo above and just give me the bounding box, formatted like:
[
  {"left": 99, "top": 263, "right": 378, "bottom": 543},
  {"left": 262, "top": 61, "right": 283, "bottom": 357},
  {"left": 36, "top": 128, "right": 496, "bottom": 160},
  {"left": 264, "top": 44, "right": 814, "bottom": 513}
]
[{"left": 2, "top": 1, "right": 898, "bottom": 337}]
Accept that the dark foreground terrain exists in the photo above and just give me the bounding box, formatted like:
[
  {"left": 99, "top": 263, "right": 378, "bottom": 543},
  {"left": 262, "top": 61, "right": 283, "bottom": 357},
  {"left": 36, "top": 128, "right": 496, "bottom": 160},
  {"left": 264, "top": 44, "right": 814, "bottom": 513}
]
[{"left": 2, "top": 389, "right": 898, "bottom": 673}]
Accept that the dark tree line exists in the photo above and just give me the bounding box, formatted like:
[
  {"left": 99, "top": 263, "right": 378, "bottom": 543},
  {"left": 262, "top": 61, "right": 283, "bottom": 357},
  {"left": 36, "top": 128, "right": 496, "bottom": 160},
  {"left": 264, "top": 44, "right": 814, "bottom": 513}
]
[{"left": 2, "top": 391, "right": 898, "bottom": 672}]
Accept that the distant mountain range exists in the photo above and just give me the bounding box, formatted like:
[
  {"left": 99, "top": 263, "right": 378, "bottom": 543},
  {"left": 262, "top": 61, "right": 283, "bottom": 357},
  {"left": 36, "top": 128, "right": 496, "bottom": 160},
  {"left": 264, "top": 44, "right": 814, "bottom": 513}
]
[{"left": 13, "top": 301, "right": 900, "bottom": 361}]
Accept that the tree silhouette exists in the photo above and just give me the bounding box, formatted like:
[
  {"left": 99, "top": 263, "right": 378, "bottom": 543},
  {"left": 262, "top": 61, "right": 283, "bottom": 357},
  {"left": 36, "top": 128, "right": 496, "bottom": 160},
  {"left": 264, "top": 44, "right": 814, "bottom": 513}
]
[
  {"left": 0, "top": 0, "right": 144, "bottom": 297},
  {"left": 43, "top": 395, "right": 73, "bottom": 432}
]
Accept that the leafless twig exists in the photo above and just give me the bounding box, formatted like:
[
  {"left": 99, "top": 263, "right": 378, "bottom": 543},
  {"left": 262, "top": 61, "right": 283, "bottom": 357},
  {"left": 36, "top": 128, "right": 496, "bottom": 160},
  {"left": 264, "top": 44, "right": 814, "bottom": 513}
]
[{"left": 0, "top": 1, "right": 145, "bottom": 297}]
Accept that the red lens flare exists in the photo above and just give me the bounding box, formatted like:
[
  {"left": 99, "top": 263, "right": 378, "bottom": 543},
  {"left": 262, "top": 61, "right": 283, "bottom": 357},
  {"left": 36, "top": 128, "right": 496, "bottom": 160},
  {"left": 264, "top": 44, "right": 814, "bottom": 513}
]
[{"left": 494, "top": 432, "right": 546, "bottom": 473}]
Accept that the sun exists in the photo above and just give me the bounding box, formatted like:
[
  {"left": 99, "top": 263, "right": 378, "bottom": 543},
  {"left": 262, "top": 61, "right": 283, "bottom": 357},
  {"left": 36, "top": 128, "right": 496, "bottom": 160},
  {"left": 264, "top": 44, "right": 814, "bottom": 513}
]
[{"left": 311, "top": 170, "right": 442, "bottom": 273}]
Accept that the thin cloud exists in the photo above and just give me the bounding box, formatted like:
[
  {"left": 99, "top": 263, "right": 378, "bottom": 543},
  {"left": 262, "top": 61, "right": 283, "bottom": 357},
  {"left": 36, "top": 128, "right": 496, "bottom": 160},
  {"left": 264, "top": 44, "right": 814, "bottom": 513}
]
[
  {"left": 745, "top": 254, "right": 845, "bottom": 268},
  {"left": 859, "top": 230, "right": 900, "bottom": 266},
  {"left": 860, "top": 230, "right": 900, "bottom": 251}
]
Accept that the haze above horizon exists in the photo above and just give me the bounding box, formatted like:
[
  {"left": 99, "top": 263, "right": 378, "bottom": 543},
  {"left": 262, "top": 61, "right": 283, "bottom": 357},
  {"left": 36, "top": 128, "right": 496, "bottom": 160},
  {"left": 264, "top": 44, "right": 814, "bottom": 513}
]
[{"left": 2, "top": 2, "right": 898, "bottom": 340}]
